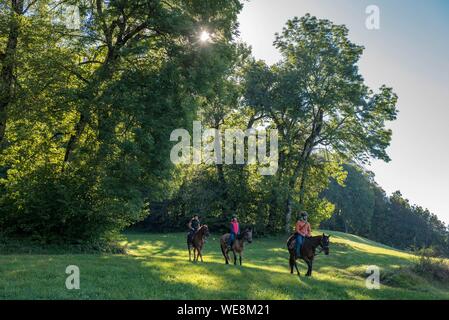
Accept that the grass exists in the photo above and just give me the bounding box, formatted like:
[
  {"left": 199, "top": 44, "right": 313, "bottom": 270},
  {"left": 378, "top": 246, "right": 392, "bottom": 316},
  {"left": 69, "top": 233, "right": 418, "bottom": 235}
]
[{"left": 1, "top": 230, "right": 449, "bottom": 300}]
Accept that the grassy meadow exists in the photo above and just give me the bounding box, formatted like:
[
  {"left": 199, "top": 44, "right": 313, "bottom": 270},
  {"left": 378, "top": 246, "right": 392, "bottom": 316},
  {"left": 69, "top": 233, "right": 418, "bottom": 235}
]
[{"left": 1, "top": 231, "right": 448, "bottom": 300}]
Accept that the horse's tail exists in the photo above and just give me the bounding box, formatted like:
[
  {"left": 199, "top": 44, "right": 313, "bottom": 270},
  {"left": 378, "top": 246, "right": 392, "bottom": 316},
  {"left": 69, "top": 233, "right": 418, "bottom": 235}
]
[
  {"left": 187, "top": 233, "right": 192, "bottom": 248},
  {"left": 220, "top": 242, "right": 226, "bottom": 256}
]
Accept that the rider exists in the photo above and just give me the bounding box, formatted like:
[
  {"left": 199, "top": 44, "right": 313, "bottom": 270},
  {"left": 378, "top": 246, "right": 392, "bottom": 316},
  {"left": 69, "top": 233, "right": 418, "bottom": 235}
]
[
  {"left": 295, "top": 211, "right": 312, "bottom": 257},
  {"left": 187, "top": 214, "right": 201, "bottom": 243},
  {"left": 227, "top": 215, "right": 240, "bottom": 250}
]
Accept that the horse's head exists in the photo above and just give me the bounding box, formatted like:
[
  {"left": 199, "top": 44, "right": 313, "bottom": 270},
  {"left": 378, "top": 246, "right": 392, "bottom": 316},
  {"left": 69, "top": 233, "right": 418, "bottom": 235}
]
[
  {"left": 320, "top": 233, "right": 330, "bottom": 255},
  {"left": 202, "top": 225, "right": 210, "bottom": 238},
  {"left": 243, "top": 227, "right": 253, "bottom": 244}
]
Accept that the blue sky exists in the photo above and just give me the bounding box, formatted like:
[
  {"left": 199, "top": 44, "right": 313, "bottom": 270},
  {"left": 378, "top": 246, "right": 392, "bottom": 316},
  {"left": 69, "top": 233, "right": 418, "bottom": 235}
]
[{"left": 238, "top": 0, "right": 449, "bottom": 224}]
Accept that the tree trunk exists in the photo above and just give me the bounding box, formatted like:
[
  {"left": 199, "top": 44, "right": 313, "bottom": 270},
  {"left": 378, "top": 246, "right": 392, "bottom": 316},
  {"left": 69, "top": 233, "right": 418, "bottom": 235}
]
[
  {"left": 298, "top": 163, "right": 309, "bottom": 206},
  {"left": 0, "top": 0, "right": 24, "bottom": 148},
  {"left": 285, "top": 196, "right": 292, "bottom": 234},
  {"left": 284, "top": 109, "right": 324, "bottom": 231}
]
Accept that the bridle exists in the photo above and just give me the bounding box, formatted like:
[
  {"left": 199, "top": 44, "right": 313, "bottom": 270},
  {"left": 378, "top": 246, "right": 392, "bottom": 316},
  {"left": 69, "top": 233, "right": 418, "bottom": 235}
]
[{"left": 315, "top": 237, "right": 329, "bottom": 256}]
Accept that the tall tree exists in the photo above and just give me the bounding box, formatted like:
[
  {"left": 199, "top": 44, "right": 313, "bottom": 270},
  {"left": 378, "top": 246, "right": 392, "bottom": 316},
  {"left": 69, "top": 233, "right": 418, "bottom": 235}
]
[{"left": 244, "top": 15, "right": 398, "bottom": 233}]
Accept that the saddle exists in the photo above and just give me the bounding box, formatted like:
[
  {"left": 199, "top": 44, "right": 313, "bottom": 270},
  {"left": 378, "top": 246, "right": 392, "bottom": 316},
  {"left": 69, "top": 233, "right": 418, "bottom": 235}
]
[
  {"left": 287, "top": 234, "right": 296, "bottom": 250},
  {"left": 287, "top": 234, "right": 309, "bottom": 251},
  {"left": 187, "top": 229, "right": 197, "bottom": 243}
]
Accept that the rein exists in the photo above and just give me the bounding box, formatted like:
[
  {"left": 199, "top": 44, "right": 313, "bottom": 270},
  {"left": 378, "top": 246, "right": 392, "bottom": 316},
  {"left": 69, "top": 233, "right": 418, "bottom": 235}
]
[
  {"left": 194, "top": 226, "right": 207, "bottom": 242},
  {"left": 308, "top": 236, "right": 324, "bottom": 256}
]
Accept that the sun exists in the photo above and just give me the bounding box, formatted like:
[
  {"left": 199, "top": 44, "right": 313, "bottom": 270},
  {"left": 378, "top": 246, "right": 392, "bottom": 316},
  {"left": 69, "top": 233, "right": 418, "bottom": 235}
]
[{"left": 199, "top": 30, "right": 211, "bottom": 43}]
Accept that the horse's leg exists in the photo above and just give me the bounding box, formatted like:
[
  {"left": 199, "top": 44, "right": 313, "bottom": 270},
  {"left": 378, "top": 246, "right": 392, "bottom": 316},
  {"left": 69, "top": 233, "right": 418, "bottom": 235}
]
[
  {"left": 193, "top": 247, "right": 197, "bottom": 262},
  {"left": 199, "top": 247, "right": 204, "bottom": 262},
  {"left": 305, "top": 258, "right": 312, "bottom": 276},
  {"left": 233, "top": 250, "right": 237, "bottom": 265},
  {"left": 221, "top": 244, "right": 229, "bottom": 264},
  {"left": 289, "top": 254, "right": 294, "bottom": 274},
  {"left": 309, "top": 261, "right": 313, "bottom": 276},
  {"left": 239, "top": 254, "right": 242, "bottom": 266},
  {"left": 294, "top": 257, "right": 301, "bottom": 276},
  {"left": 188, "top": 244, "right": 191, "bottom": 262}
]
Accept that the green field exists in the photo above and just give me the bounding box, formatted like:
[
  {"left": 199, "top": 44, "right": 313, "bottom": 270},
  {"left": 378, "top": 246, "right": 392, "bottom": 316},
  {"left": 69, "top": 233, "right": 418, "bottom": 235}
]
[{"left": 1, "top": 231, "right": 448, "bottom": 299}]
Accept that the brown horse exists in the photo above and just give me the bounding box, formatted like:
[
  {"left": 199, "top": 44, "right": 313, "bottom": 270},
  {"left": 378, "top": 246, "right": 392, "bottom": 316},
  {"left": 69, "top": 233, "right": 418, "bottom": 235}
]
[
  {"left": 187, "top": 225, "right": 210, "bottom": 262},
  {"left": 287, "top": 233, "right": 330, "bottom": 276},
  {"left": 220, "top": 228, "right": 253, "bottom": 266}
]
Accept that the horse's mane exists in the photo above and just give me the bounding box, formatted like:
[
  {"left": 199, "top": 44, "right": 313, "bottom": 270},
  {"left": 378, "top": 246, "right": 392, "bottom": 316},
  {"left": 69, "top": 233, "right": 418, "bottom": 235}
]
[
  {"left": 236, "top": 227, "right": 251, "bottom": 240},
  {"left": 287, "top": 234, "right": 322, "bottom": 248},
  {"left": 305, "top": 235, "right": 323, "bottom": 247}
]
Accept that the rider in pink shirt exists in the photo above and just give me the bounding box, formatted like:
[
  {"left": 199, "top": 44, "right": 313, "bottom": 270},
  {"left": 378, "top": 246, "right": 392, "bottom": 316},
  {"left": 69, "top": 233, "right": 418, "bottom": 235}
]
[{"left": 227, "top": 215, "right": 240, "bottom": 249}]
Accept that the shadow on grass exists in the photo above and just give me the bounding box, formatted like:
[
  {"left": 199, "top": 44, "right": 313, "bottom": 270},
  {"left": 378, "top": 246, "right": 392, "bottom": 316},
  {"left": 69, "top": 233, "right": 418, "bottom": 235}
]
[{"left": 1, "top": 232, "right": 447, "bottom": 300}]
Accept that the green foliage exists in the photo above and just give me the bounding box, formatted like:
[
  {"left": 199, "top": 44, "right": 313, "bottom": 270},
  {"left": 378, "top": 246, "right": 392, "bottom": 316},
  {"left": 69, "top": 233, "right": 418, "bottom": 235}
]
[
  {"left": 322, "top": 164, "right": 375, "bottom": 236},
  {"left": 242, "top": 14, "right": 398, "bottom": 233},
  {"left": 0, "top": 0, "right": 243, "bottom": 243},
  {"left": 143, "top": 14, "right": 399, "bottom": 236},
  {"left": 321, "top": 164, "right": 449, "bottom": 257},
  {"left": 412, "top": 253, "right": 449, "bottom": 283}
]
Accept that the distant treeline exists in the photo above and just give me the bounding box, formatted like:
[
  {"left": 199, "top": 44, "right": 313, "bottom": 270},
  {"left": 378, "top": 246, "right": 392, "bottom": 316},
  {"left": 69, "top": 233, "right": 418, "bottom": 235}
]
[{"left": 321, "top": 165, "right": 449, "bottom": 257}]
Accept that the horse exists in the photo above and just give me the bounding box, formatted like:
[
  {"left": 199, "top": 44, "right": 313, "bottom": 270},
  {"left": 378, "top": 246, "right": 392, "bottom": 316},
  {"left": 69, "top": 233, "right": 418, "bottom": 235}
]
[
  {"left": 287, "top": 233, "right": 330, "bottom": 277},
  {"left": 220, "top": 228, "right": 253, "bottom": 266},
  {"left": 187, "top": 225, "right": 210, "bottom": 262}
]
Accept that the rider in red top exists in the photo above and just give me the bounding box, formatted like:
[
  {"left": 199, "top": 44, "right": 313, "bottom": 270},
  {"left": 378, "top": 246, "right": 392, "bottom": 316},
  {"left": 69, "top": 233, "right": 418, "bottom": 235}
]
[{"left": 295, "top": 211, "right": 311, "bottom": 257}]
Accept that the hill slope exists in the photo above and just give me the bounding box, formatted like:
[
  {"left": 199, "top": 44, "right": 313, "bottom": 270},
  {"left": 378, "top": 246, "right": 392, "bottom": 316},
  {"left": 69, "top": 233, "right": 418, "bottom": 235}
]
[{"left": 1, "top": 231, "right": 448, "bottom": 299}]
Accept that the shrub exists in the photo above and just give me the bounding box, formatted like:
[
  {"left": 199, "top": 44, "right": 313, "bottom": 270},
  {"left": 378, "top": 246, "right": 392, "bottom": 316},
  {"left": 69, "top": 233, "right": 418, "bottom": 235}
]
[
  {"left": 412, "top": 252, "right": 449, "bottom": 283},
  {"left": 0, "top": 166, "right": 146, "bottom": 244}
]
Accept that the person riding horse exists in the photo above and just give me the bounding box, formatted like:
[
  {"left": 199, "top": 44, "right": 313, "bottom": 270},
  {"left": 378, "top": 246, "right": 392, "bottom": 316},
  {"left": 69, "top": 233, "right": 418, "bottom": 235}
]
[
  {"left": 295, "top": 211, "right": 311, "bottom": 258},
  {"left": 227, "top": 215, "right": 240, "bottom": 250},
  {"left": 187, "top": 214, "right": 201, "bottom": 244}
]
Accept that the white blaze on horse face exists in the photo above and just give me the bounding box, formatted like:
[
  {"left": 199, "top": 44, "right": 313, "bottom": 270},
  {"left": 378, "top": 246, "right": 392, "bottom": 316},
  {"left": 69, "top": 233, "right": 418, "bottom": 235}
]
[{"left": 365, "top": 265, "right": 380, "bottom": 289}]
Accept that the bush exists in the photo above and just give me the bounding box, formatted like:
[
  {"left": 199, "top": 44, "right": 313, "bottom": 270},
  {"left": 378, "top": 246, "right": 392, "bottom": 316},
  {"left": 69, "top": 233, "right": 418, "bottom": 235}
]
[
  {"left": 0, "top": 233, "right": 127, "bottom": 254},
  {"left": 0, "top": 166, "right": 145, "bottom": 244},
  {"left": 412, "top": 252, "right": 449, "bottom": 283}
]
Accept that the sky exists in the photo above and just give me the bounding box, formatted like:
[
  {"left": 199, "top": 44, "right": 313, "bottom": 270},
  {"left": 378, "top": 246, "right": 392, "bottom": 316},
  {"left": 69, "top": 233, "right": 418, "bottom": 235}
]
[{"left": 237, "top": 0, "right": 449, "bottom": 224}]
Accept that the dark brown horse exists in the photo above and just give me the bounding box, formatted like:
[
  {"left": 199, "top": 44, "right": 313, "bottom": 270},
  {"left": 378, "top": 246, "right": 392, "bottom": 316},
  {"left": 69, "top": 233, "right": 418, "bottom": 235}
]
[
  {"left": 287, "top": 233, "right": 330, "bottom": 276},
  {"left": 187, "top": 225, "right": 210, "bottom": 262},
  {"left": 220, "top": 228, "right": 253, "bottom": 266}
]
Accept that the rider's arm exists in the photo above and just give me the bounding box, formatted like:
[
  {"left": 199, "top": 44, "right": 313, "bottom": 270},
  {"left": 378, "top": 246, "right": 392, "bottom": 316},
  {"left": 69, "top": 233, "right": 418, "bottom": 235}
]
[
  {"left": 187, "top": 220, "right": 192, "bottom": 230},
  {"left": 306, "top": 223, "right": 312, "bottom": 237},
  {"left": 295, "top": 221, "right": 301, "bottom": 234}
]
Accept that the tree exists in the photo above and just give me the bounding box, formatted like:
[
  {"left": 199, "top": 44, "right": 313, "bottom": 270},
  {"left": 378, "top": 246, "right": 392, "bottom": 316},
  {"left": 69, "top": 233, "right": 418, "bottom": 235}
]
[
  {"left": 244, "top": 15, "right": 398, "bottom": 233},
  {"left": 322, "top": 164, "right": 375, "bottom": 236}
]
